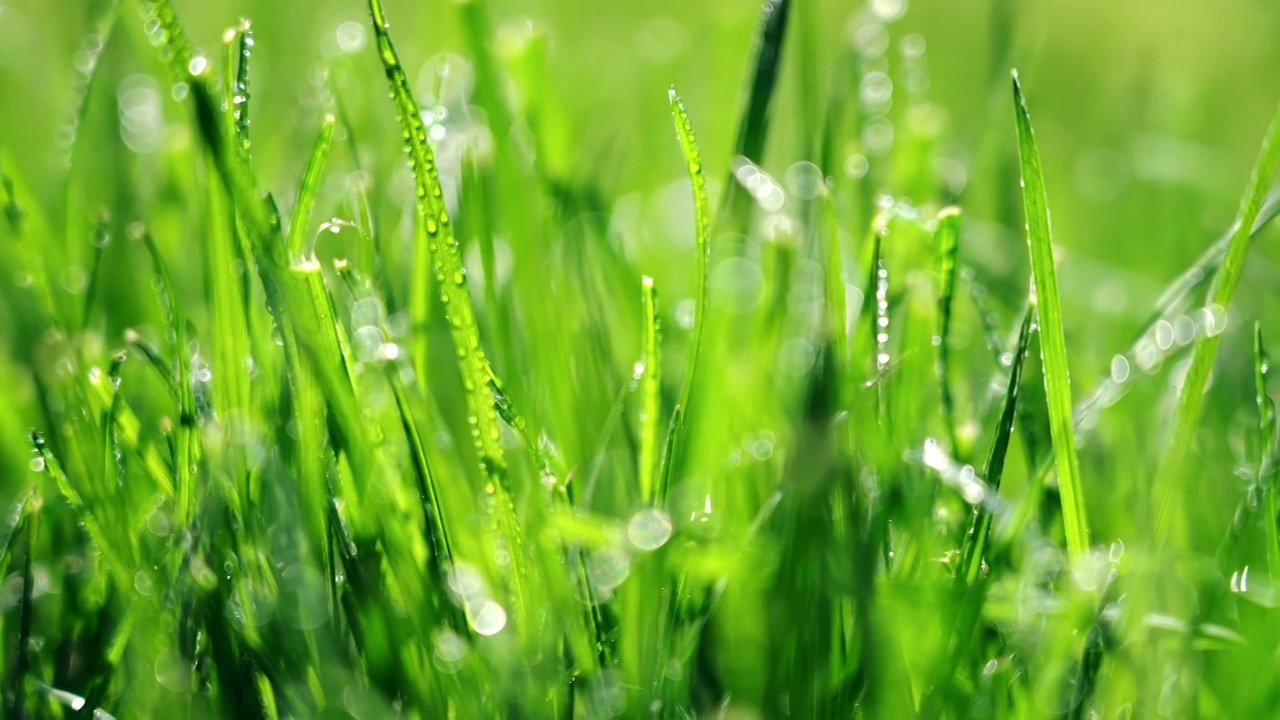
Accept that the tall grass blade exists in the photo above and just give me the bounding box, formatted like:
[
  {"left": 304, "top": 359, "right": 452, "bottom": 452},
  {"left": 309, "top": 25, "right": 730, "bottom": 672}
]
[
  {"left": 1011, "top": 70, "right": 1089, "bottom": 556},
  {"left": 366, "top": 0, "right": 532, "bottom": 629},
  {"left": 1156, "top": 99, "right": 1280, "bottom": 542},
  {"left": 660, "top": 89, "right": 711, "bottom": 504}
]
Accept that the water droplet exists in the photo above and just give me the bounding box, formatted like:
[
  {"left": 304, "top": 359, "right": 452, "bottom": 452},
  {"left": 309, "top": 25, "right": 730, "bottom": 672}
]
[
  {"left": 587, "top": 548, "right": 631, "bottom": 593},
  {"left": 187, "top": 55, "right": 208, "bottom": 77},
  {"left": 154, "top": 648, "right": 193, "bottom": 692},
  {"left": 1109, "top": 355, "right": 1131, "bottom": 384},
  {"left": 1155, "top": 320, "right": 1174, "bottom": 350},
  {"left": 28, "top": 457, "right": 45, "bottom": 472},
  {"left": 335, "top": 21, "right": 366, "bottom": 53},
  {"left": 869, "top": 0, "right": 907, "bottom": 23},
  {"left": 470, "top": 599, "right": 507, "bottom": 636},
  {"left": 860, "top": 71, "right": 894, "bottom": 109},
  {"left": 784, "top": 161, "right": 825, "bottom": 200},
  {"left": 627, "top": 509, "right": 673, "bottom": 551},
  {"left": 844, "top": 154, "right": 870, "bottom": 179}
]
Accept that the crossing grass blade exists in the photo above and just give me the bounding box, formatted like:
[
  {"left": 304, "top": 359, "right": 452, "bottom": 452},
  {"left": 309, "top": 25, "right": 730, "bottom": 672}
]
[
  {"left": 1011, "top": 70, "right": 1089, "bottom": 557},
  {"left": 1155, "top": 99, "right": 1280, "bottom": 543}
]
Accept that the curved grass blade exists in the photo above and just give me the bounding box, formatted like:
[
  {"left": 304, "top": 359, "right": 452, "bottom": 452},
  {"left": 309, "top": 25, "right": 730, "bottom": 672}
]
[
  {"left": 1256, "top": 323, "right": 1280, "bottom": 574},
  {"left": 718, "top": 0, "right": 792, "bottom": 233},
  {"left": 658, "top": 89, "right": 710, "bottom": 505},
  {"left": 1011, "top": 70, "right": 1089, "bottom": 557},
  {"left": 367, "top": 0, "right": 532, "bottom": 628},
  {"left": 934, "top": 207, "right": 963, "bottom": 454},
  {"left": 1156, "top": 99, "right": 1280, "bottom": 543},
  {"left": 286, "top": 114, "right": 336, "bottom": 260}
]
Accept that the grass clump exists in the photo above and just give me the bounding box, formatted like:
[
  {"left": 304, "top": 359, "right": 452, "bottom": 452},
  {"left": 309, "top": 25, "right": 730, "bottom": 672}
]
[{"left": 3, "top": 0, "right": 1280, "bottom": 717}]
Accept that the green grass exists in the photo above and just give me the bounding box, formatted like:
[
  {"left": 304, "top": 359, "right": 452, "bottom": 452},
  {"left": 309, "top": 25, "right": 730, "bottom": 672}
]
[{"left": 4, "top": 0, "right": 1280, "bottom": 716}]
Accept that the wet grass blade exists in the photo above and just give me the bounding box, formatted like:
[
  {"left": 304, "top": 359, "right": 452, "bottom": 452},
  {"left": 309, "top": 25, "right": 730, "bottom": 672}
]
[
  {"left": 1011, "top": 70, "right": 1089, "bottom": 556},
  {"left": 1156, "top": 99, "right": 1280, "bottom": 543},
  {"left": 367, "top": 0, "right": 533, "bottom": 629},
  {"left": 719, "top": 0, "right": 792, "bottom": 233},
  {"left": 1256, "top": 323, "right": 1280, "bottom": 574},
  {"left": 934, "top": 208, "right": 963, "bottom": 455},
  {"left": 659, "top": 89, "right": 711, "bottom": 505}
]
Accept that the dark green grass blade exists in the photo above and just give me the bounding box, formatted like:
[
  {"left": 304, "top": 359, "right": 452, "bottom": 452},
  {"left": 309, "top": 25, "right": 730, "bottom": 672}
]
[
  {"left": 934, "top": 207, "right": 963, "bottom": 454},
  {"left": 659, "top": 89, "right": 710, "bottom": 505},
  {"left": 719, "top": 0, "right": 792, "bottom": 233},
  {"left": 1156, "top": 99, "right": 1280, "bottom": 543},
  {"left": 1011, "top": 70, "right": 1089, "bottom": 556},
  {"left": 1256, "top": 323, "right": 1280, "bottom": 574}
]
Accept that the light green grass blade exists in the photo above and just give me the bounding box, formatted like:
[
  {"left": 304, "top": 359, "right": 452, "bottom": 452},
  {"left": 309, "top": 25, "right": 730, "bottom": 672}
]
[
  {"left": 638, "top": 276, "right": 662, "bottom": 504},
  {"left": 287, "top": 114, "right": 336, "bottom": 261},
  {"left": 659, "top": 89, "right": 710, "bottom": 505},
  {"left": 1155, "top": 99, "right": 1280, "bottom": 542},
  {"left": 1011, "top": 70, "right": 1089, "bottom": 556}
]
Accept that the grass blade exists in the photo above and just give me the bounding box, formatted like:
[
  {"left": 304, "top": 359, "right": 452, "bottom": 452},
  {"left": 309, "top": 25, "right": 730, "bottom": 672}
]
[
  {"left": 286, "top": 115, "right": 336, "bottom": 261},
  {"left": 366, "top": 0, "right": 533, "bottom": 631},
  {"left": 719, "top": 0, "right": 792, "bottom": 233},
  {"left": 960, "top": 306, "right": 1034, "bottom": 585},
  {"left": 934, "top": 207, "right": 963, "bottom": 455},
  {"left": 1155, "top": 99, "right": 1280, "bottom": 543},
  {"left": 637, "top": 276, "right": 662, "bottom": 504},
  {"left": 1011, "top": 70, "right": 1089, "bottom": 556},
  {"left": 1256, "top": 323, "right": 1280, "bottom": 574},
  {"left": 659, "top": 89, "right": 711, "bottom": 505}
]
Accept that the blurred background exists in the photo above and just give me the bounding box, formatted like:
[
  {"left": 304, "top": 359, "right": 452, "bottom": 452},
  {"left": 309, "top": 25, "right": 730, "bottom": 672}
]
[{"left": 4, "top": 0, "right": 1280, "bottom": 356}]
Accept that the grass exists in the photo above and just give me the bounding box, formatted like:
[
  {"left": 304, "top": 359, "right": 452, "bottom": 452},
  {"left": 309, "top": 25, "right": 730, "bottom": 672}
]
[{"left": 3, "top": 0, "right": 1280, "bottom": 717}]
